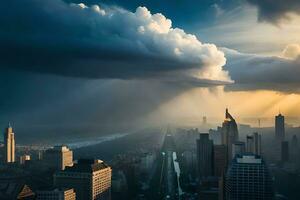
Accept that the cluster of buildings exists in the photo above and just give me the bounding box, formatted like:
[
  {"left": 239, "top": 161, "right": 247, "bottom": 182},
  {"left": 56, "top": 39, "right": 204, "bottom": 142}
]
[
  {"left": 195, "top": 109, "right": 274, "bottom": 200},
  {"left": 0, "top": 123, "right": 112, "bottom": 200}
]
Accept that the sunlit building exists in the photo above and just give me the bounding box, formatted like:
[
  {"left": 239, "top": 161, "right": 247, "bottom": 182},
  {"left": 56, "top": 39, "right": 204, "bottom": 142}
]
[
  {"left": 222, "top": 109, "right": 239, "bottom": 162},
  {"left": 4, "top": 123, "right": 15, "bottom": 163},
  {"left": 43, "top": 145, "right": 73, "bottom": 170},
  {"left": 36, "top": 188, "right": 76, "bottom": 200},
  {"left": 19, "top": 154, "right": 31, "bottom": 165},
  {"left": 54, "top": 159, "right": 112, "bottom": 200}
]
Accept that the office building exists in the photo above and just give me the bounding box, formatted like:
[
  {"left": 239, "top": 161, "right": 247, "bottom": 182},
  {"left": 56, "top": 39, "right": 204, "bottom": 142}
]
[
  {"left": 225, "top": 154, "right": 274, "bottom": 200},
  {"left": 20, "top": 155, "right": 31, "bottom": 165},
  {"left": 43, "top": 145, "right": 73, "bottom": 170},
  {"left": 54, "top": 159, "right": 112, "bottom": 200},
  {"left": 275, "top": 113, "right": 285, "bottom": 141},
  {"left": 232, "top": 141, "right": 245, "bottom": 158},
  {"left": 246, "top": 133, "right": 262, "bottom": 155},
  {"left": 213, "top": 145, "right": 227, "bottom": 177},
  {"left": 221, "top": 109, "right": 239, "bottom": 162},
  {"left": 36, "top": 188, "right": 76, "bottom": 200},
  {"left": 197, "top": 133, "right": 214, "bottom": 179},
  {"left": 4, "top": 123, "right": 15, "bottom": 163},
  {"left": 281, "top": 141, "right": 289, "bottom": 162}
]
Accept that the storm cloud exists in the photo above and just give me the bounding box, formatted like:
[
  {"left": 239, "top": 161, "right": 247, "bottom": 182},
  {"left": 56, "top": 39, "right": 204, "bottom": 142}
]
[
  {"left": 247, "top": 0, "right": 300, "bottom": 24},
  {"left": 0, "top": 0, "right": 230, "bottom": 83},
  {"left": 223, "top": 47, "right": 300, "bottom": 92}
]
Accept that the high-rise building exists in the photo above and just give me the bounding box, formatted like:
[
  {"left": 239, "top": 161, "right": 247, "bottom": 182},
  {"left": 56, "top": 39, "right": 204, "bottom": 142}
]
[
  {"left": 214, "top": 144, "right": 227, "bottom": 177},
  {"left": 221, "top": 109, "right": 239, "bottom": 162},
  {"left": 246, "top": 133, "right": 262, "bottom": 155},
  {"left": 43, "top": 145, "right": 73, "bottom": 170},
  {"left": 197, "top": 133, "right": 214, "bottom": 179},
  {"left": 54, "top": 159, "right": 112, "bottom": 200},
  {"left": 281, "top": 141, "right": 289, "bottom": 162},
  {"left": 4, "top": 123, "right": 15, "bottom": 163},
  {"left": 225, "top": 154, "right": 274, "bottom": 200},
  {"left": 36, "top": 188, "right": 76, "bottom": 200},
  {"left": 275, "top": 113, "right": 285, "bottom": 141},
  {"left": 232, "top": 141, "right": 245, "bottom": 158}
]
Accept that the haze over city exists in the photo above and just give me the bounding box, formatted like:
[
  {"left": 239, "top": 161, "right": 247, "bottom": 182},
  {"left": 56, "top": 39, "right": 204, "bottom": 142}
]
[{"left": 1, "top": 0, "right": 300, "bottom": 200}]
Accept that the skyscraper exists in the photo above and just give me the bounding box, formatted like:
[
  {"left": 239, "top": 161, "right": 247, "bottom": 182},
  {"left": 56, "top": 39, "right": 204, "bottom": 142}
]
[
  {"left": 221, "top": 109, "right": 239, "bottom": 162},
  {"left": 54, "top": 159, "right": 112, "bottom": 200},
  {"left": 225, "top": 154, "right": 274, "bottom": 200},
  {"left": 4, "top": 123, "right": 15, "bottom": 163},
  {"left": 213, "top": 144, "right": 227, "bottom": 177},
  {"left": 197, "top": 133, "right": 214, "bottom": 179},
  {"left": 275, "top": 113, "right": 285, "bottom": 141}
]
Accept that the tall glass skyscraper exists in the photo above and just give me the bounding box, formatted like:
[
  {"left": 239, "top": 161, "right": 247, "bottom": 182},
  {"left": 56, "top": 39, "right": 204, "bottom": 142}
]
[{"left": 225, "top": 154, "right": 274, "bottom": 200}]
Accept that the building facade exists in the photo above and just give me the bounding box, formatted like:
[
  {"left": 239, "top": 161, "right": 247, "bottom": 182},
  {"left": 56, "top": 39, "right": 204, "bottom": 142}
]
[
  {"left": 36, "top": 188, "right": 76, "bottom": 200},
  {"left": 197, "top": 133, "right": 214, "bottom": 179},
  {"left": 225, "top": 154, "right": 274, "bottom": 200},
  {"left": 54, "top": 159, "right": 112, "bottom": 200},
  {"left": 4, "top": 123, "right": 15, "bottom": 163},
  {"left": 222, "top": 109, "right": 239, "bottom": 163},
  {"left": 213, "top": 144, "right": 227, "bottom": 177}
]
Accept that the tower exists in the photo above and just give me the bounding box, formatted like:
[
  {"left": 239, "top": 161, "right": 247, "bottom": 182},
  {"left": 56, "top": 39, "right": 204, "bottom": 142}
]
[
  {"left": 221, "top": 109, "right": 239, "bottom": 162},
  {"left": 225, "top": 154, "right": 274, "bottom": 200},
  {"left": 197, "top": 133, "right": 214, "bottom": 180},
  {"left": 275, "top": 113, "right": 285, "bottom": 141},
  {"left": 4, "top": 123, "right": 15, "bottom": 163}
]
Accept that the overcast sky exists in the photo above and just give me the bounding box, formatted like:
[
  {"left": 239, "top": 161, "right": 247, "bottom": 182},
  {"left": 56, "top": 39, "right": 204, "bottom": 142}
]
[{"left": 1, "top": 0, "right": 300, "bottom": 140}]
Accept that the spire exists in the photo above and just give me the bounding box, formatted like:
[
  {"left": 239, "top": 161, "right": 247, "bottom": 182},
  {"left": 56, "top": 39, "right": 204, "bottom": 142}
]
[
  {"left": 8, "top": 122, "right": 12, "bottom": 128},
  {"left": 225, "top": 108, "right": 229, "bottom": 119}
]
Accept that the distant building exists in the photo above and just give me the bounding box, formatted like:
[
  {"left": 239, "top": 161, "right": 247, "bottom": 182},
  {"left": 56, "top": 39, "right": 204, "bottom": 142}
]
[
  {"left": 4, "top": 123, "right": 15, "bottom": 163},
  {"left": 275, "top": 113, "right": 285, "bottom": 141},
  {"left": 197, "top": 133, "right": 214, "bottom": 179},
  {"left": 20, "top": 155, "right": 31, "bottom": 165},
  {"left": 54, "top": 159, "right": 112, "bottom": 200},
  {"left": 213, "top": 145, "right": 227, "bottom": 177},
  {"left": 221, "top": 109, "right": 239, "bottom": 162},
  {"left": 246, "top": 133, "right": 262, "bottom": 155},
  {"left": 36, "top": 188, "right": 76, "bottom": 200},
  {"left": 232, "top": 141, "right": 245, "bottom": 158},
  {"left": 209, "top": 127, "right": 222, "bottom": 145},
  {"left": 281, "top": 141, "right": 289, "bottom": 162},
  {"left": 225, "top": 154, "right": 274, "bottom": 200},
  {"left": 43, "top": 145, "right": 73, "bottom": 170},
  {"left": 202, "top": 116, "right": 207, "bottom": 125}
]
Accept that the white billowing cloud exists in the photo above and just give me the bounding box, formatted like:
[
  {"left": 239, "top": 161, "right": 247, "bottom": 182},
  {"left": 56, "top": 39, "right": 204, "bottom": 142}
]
[
  {"left": 282, "top": 44, "right": 300, "bottom": 59},
  {"left": 0, "top": 0, "right": 231, "bottom": 84}
]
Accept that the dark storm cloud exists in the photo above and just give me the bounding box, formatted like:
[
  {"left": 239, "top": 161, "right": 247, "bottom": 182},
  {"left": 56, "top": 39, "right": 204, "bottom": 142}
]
[
  {"left": 223, "top": 48, "right": 300, "bottom": 92},
  {"left": 246, "top": 0, "right": 300, "bottom": 23},
  {"left": 0, "top": 0, "right": 230, "bottom": 83}
]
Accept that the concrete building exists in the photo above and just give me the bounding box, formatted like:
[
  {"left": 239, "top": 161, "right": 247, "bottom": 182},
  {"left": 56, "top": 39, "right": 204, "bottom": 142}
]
[
  {"left": 36, "top": 188, "right": 76, "bottom": 200},
  {"left": 43, "top": 145, "right": 73, "bottom": 170},
  {"left": 221, "top": 109, "right": 239, "bottom": 163},
  {"left": 275, "top": 113, "right": 285, "bottom": 141},
  {"left": 225, "top": 154, "right": 274, "bottom": 200},
  {"left": 4, "top": 123, "right": 15, "bottom": 163},
  {"left": 213, "top": 145, "right": 227, "bottom": 177},
  {"left": 197, "top": 133, "right": 214, "bottom": 179},
  {"left": 54, "top": 159, "right": 112, "bottom": 200},
  {"left": 246, "top": 133, "right": 262, "bottom": 155}
]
